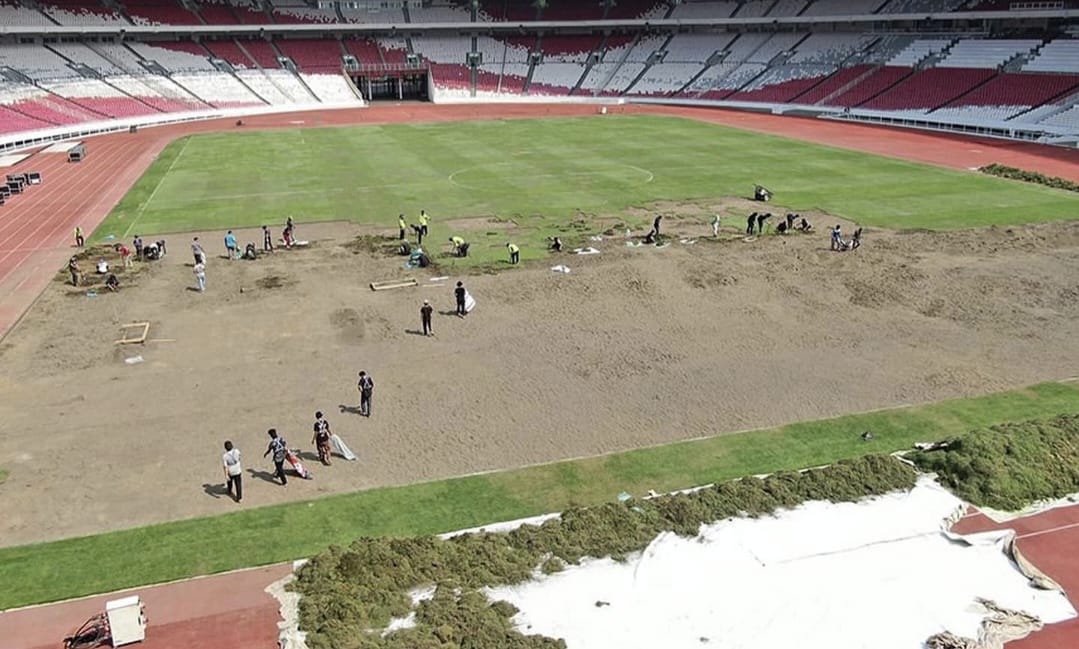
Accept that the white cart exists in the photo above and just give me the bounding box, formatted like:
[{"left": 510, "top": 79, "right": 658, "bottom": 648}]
[{"left": 105, "top": 596, "right": 146, "bottom": 646}]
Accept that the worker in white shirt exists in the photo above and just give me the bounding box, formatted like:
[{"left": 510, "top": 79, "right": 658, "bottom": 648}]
[
  {"left": 222, "top": 440, "right": 243, "bottom": 503},
  {"left": 193, "top": 261, "right": 206, "bottom": 292}
]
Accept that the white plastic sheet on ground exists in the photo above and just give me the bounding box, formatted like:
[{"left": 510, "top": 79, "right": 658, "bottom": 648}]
[{"left": 485, "top": 478, "right": 1076, "bottom": 649}]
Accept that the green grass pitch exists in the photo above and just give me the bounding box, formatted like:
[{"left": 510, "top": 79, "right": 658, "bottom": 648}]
[{"left": 95, "top": 114, "right": 1077, "bottom": 264}]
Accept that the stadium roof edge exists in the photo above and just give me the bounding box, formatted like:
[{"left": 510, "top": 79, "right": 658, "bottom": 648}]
[{"left": 2, "top": 10, "right": 1079, "bottom": 37}]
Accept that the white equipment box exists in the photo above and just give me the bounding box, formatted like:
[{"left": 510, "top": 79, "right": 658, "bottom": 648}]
[{"left": 105, "top": 596, "right": 146, "bottom": 646}]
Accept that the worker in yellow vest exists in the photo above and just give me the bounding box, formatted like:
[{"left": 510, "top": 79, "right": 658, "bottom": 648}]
[
  {"left": 74, "top": 226, "right": 84, "bottom": 248},
  {"left": 419, "top": 210, "right": 430, "bottom": 237},
  {"left": 506, "top": 242, "right": 520, "bottom": 265},
  {"left": 398, "top": 214, "right": 407, "bottom": 240},
  {"left": 449, "top": 236, "right": 466, "bottom": 257}
]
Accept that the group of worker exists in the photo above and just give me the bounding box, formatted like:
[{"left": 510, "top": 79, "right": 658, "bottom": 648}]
[
  {"left": 395, "top": 210, "right": 531, "bottom": 265},
  {"left": 68, "top": 227, "right": 169, "bottom": 291},
  {"left": 744, "top": 212, "right": 814, "bottom": 236}
]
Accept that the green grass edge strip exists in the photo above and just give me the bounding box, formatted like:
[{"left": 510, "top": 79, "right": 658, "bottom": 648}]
[{"left": 1, "top": 380, "right": 1078, "bottom": 610}]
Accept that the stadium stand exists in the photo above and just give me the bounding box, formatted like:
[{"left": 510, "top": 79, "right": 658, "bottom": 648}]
[
  {"left": 877, "top": 0, "right": 965, "bottom": 12},
  {"left": 171, "top": 71, "right": 266, "bottom": 106},
  {"left": 106, "top": 74, "right": 209, "bottom": 112},
  {"left": 378, "top": 36, "right": 410, "bottom": 64},
  {"left": 124, "top": 0, "right": 202, "bottom": 25},
  {"left": 1023, "top": 39, "right": 1079, "bottom": 73},
  {"left": 668, "top": 1, "right": 738, "bottom": 18},
  {"left": 542, "top": 0, "right": 604, "bottom": 20},
  {"left": 49, "top": 42, "right": 127, "bottom": 76},
  {"left": 0, "top": 81, "right": 105, "bottom": 127},
  {"left": 275, "top": 38, "right": 345, "bottom": 73},
  {"left": 790, "top": 64, "right": 877, "bottom": 105},
  {"left": 1038, "top": 104, "right": 1079, "bottom": 128},
  {"left": 0, "top": 43, "right": 78, "bottom": 79},
  {"left": 580, "top": 35, "right": 667, "bottom": 95},
  {"left": 0, "top": 0, "right": 1078, "bottom": 141},
  {"left": 38, "top": 78, "right": 161, "bottom": 117},
  {"left": 129, "top": 41, "right": 217, "bottom": 71},
  {"left": 300, "top": 73, "right": 360, "bottom": 103},
  {"left": 931, "top": 72, "right": 1079, "bottom": 121},
  {"left": 0, "top": 105, "right": 54, "bottom": 134},
  {"left": 477, "top": 0, "right": 536, "bottom": 21},
  {"left": 411, "top": 35, "right": 471, "bottom": 89},
  {"left": 342, "top": 38, "right": 384, "bottom": 66},
  {"left": 820, "top": 66, "right": 913, "bottom": 107},
  {"left": 0, "top": 0, "right": 52, "bottom": 25},
  {"left": 527, "top": 35, "right": 604, "bottom": 95},
  {"left": 339, "top": 4, "right": 402, "bottom": 22},
  {"left": 341, "top": 38, "right": 383, "bottom": 66},
  {"left": 239, "top": 39, "right": 284, "bottom": 68},
  {"left": 630, "top": 32, "right": 733, "bottom": 96},
  {"left": 936, "top": 39, "right": 1040, "bottom": 68},
  {"left": 859, "top": 67, "right": 996, "bottom": 111},
  {"left": 802, "top": 0, "right": 887, "bottom": 15},
  {"left": 606, "top": 0, "right": 668, "bottom": 19},
  {"left": 409, "top": 2, "right": 472, "bottom": 22},
  {"left": 40, "top": 0, "right": 129, "bottom": 25},
  {"left": 204, "top": 39, "right": 258, "bottom": 68},
  {"left": 268, "top": 0, "right": 337, "bottom": 24}
]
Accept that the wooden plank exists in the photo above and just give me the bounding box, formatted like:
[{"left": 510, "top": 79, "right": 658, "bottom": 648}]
[
  {"left": 115, "top": 322, "right": 150, "bottom": 345},
  {"left": 370, "top": 278, "right": 418, "bottom": 291}
]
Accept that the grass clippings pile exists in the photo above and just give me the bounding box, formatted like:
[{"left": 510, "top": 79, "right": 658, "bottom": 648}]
[
  {"left": 292, "top": 455, "right": 916, "bottom": 649},
  {"left": 911, "top": 414, "right": 1079, "bottom": 511},
  {"left": 978, "top": 164, "right": 1079, "bottom": 193}
]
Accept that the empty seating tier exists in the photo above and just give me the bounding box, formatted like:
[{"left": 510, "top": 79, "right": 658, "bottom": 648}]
[{"left": 859, "top": 67, "right": 995, "bottom": 110}]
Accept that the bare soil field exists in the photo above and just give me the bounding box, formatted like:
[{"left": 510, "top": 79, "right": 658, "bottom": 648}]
[{"left": 0, "top": 210, "right": 1077, "bottom": 547}]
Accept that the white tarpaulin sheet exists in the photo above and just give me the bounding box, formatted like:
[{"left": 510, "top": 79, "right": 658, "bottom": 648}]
[{"left": 486, "top": 478, "right": 1076, "bottom": 649}]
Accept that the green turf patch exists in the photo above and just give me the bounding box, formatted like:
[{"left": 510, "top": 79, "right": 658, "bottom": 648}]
[
  {"left": 294, "top": 455, "right": 916, "bottom": 649},
  {"left": 0, "top": 381, "right": 1077, "bottom": 609},
  {"left": 910, "top": 414, "right": 1079, "bottom": 511},
  {"left": 91, "top": 116, "right": 1079, "bottom": 264}
]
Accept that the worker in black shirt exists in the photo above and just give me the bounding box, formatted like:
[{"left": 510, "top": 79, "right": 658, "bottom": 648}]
[
  {"left": 746, "top": 212, "right": 757, "bottom": 235},
  {"left": 757, "top": 212, "right": 771, "bottom": 234},
  {"left": 357, "top": 371, "right": 374, "bottom": 417},
  {"left": 263, "top": 429, "right": 288, "bottom": 485},
  {"left": 653, "top": 215, "right": 662, "bottom": 238},
  {"left": 455, "top": 281, "right": 466, "bottom": 317},
  {"left": 421, "top": 299, "right": 434, "bottom": 336},
  {"left": 312, "top": 412, "right": 332, "bottom": 465}
]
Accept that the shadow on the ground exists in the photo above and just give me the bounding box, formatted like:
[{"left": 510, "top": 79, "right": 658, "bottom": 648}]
[
  {"left": 247, "top": 468, "right": 280, "bottom": 485},
  {"left": 202, "top": 482, "right": 229, "bottom": 499}
]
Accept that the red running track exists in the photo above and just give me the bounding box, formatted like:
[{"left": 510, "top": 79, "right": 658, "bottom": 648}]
[
  {"left": 0, "top": 563, "right": 292, "bottom": 649},
  {"left": 952, "top": 503, "right": 1079, "bottom": 649}
]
